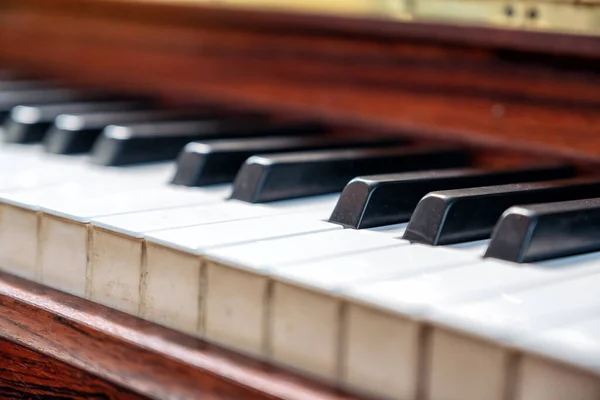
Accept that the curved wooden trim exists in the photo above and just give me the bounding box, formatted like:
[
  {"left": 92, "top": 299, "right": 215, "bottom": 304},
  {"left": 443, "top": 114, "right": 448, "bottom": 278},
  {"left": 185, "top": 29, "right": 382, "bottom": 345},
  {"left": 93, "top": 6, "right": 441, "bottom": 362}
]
[
  {"left": 2, "top": 0, "right": 600, "bottom": 166},
  {"left": 0, "top": 339, "right": 147, "bottom": 399},
  {"left": 7, "top": 0, "right": 600, "bottom": 59},
  {"left": 0, "top": 271, "right": 363, "bottom": 400}
]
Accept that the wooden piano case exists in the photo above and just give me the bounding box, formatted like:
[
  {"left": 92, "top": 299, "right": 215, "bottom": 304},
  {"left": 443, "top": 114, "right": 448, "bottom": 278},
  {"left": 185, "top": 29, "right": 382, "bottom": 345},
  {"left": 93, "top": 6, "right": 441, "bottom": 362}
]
[{"left": 1, "top": 0, "right": 600, "bottom": 398}]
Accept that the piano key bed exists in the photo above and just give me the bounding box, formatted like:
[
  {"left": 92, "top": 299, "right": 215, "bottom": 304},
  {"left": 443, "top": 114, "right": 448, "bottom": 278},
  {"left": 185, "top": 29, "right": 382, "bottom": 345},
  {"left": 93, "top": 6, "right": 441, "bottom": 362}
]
[{"left": 0, "top": 75, "right": 599, "bottom": 400}]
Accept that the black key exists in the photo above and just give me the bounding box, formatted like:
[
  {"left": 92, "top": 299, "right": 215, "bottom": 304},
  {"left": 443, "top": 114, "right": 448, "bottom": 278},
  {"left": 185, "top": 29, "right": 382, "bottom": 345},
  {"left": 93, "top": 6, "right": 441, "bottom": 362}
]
[
  {"left": 3, "top": 100, "right": 149, "bottom": 144},
  {"left": 230, "top": 146, "right": 471, "bottom": 203},
  {"left": 171, "top": 135, "right": 412, "bottom": 187},
  {"left": 328, "top": 164, "right": 574, "bottom": 229},
  {"left": 90, "top": 119, "right": 323, "bottom": 166},
  {"left": 0, "top": 88, "right": 95, "bottom": 123},
  {"left": 403, "top": 178, "right": 600, "bottom": 246},
  {"left": 43, "top": 109, "right": 203, "bottom": 154},
  {"left": 484, "top": 198, "right": 600, "bottom": 263}
]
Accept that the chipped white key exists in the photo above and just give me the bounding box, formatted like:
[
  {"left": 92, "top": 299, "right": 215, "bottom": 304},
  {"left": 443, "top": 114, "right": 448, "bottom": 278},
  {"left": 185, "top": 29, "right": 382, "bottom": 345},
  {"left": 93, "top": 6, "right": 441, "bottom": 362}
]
[
  {"left": 203, "top": 225, "right": 407, "bottom": 358},
  {"left": 143, "top": 210, "right": 341, "bottom": 338}
]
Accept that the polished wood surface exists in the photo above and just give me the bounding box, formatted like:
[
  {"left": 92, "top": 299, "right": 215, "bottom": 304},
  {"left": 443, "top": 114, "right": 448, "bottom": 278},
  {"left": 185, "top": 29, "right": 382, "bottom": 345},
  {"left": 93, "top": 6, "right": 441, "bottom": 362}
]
[
  {"left": 2, "top": 0, "right": 600, "bottom": 166},
  {"left": 0, "top": 339, "right": 145, "bottom": 399},
  {"left": 0, "top": 271, "right": 362, "bottom": 400},
  {"left": 1, "top": 1, "right": 600, "bottom": 398}
]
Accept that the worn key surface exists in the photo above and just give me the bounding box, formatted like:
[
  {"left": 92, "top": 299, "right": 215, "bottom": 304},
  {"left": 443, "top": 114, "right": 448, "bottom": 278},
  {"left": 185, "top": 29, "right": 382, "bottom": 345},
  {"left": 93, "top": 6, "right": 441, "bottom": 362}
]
[
  {"left": 403, "top": 178, "right": 600, "bottom": 245},
  {"left": 485, "top": 198, "right": 600, "bottom": 263},
  {"left": 328, "top": 164, "right": 574, "bottom": 229}
]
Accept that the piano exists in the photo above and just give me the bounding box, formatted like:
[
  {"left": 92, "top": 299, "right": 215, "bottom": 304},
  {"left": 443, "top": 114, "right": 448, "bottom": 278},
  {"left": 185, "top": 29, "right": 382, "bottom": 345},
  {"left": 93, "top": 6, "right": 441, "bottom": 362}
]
[{"left": 1, "top": 0, "right": 600, "bottom": 399}]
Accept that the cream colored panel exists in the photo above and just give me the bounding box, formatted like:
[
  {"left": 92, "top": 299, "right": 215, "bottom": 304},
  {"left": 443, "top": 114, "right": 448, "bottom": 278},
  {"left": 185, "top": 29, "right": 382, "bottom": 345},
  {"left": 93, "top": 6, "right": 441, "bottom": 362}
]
[
  {"left": 132, "top": 0, "right": 600, "bottom": 35},
  {"left": 415, "top": 0, "right": 521, "bottom": 27},
  {"left": 133, "top": 0, "right": 405, "bottom": 16},
  {"left": 521, "top": 2, "right": 600, "bottom": 34}
]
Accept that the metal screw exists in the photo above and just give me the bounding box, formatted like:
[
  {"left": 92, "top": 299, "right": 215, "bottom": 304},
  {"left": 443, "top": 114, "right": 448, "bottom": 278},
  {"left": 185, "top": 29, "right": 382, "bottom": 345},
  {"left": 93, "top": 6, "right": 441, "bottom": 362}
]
[{"left": 527, "top": 7, "right": 539, "bottom": 19}]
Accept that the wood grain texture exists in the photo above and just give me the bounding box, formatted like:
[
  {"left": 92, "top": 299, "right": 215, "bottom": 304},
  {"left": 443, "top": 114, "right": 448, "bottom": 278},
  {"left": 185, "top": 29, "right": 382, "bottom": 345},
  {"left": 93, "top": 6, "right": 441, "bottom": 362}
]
[
  {"left": 0, "top": 339, "right": 146, "bottom": 399},
  {"left": 0, "top": 271, "right": 363, "bottom": 400},
  {"left": 5, "top": 0, "right": 600, "bottom": 58},
  {"left": 0, "top": 2, "right": 597, "bottom": 398},
  {"left": 1, "top": 0, "right": 600, "bottom": 166}
]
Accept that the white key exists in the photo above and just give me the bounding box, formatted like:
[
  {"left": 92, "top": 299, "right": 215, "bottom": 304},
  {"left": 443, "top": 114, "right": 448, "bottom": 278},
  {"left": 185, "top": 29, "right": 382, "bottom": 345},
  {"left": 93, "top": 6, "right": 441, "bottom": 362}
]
[
  {"left": 0, "top": 147, "right": 112, "bottom": 279},
  {"left": 0, "top": 146, "right": 44, "bottom": 165},
  {"left": 515, "top": 354, "right": 600, "bottom": 400},
  {"left": 146, "top": 209, "right": 340, "bottom": 254},
  {"left": 432, "top": 256, "right": 600, "bottom": 343},
  {"left": 519, "top": 316, "right": 600, "bottom": 375},
  {"left": 0, "top": 151, "right": 172, "bottom": 195},
  {"left": 40, "top": 184, "right": 229, "bottom": 304},
  {"left": 446, "top": 239, "right": 489, "bottom": 255},
  {"left": 425, "top": 254, "right": 600, "bottom": 400},
  {"left": 511, "top": 316, "right": 600, "bottom": 400},
  {"left": 0, "top": 143, "right": 78, "bottom": 165},
  {"left": 202, "top": 225, "right": 407, "bottom": 359},
  {"left": 0, "top": 162, "right": 178, "bottom": 283},
  {"left": 0, "top": 157, "right": 92, "bottom": 192},
  {"left": 91, "top": 194, "right": 339, "bottom": 238},
  {"left": 88, "top": 195, "right": 337, "bottom": 321},
  {"left": 0, "top": 166, "right": 109, "bottom": 279},
  {"left": 0, "top": 163, "right": 174, "bottom": 210},
  {"left": 342, "top": 253, "right": 600, "bottom": 400},
  {"left": 347, "top": 253, "right": 600, "bottom": 319},
  {"left": 206, "top": 224, "right": 408, "bottom": 270},
  {"left": 41, "top": 183, "right": 229, "bottom": 222},
  {"left": 143, "top": 209, "right": 341, "bottom": 340},
  {"left": 267, "top": 244, "right": 481, "bottom": 391}
]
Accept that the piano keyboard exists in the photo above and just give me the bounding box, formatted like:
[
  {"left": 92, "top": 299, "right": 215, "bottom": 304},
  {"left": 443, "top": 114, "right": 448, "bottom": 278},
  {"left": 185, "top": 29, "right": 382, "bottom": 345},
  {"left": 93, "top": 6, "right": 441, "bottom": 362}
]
[{"left": 0, "top": 76, "right": 599, "bottom": 400}]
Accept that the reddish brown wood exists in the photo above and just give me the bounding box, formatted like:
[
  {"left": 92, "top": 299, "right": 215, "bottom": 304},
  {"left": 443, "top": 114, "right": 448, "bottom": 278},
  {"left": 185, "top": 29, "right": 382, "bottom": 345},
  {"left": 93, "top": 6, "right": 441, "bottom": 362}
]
[
  {"left": 0, "top": 271, "right": 363, "bottom": 400},
  {"left": 0, "top": 339, "right": 146, "bottom": 399},
  {"left": 5, "top": 0, "right": 600, "bottom": 58},
  {"left": 2, "top": 0, "right": 600, "bottom": 166},
  {"left": 0, "top": 1, "right": 599, "bottom": 398}
]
